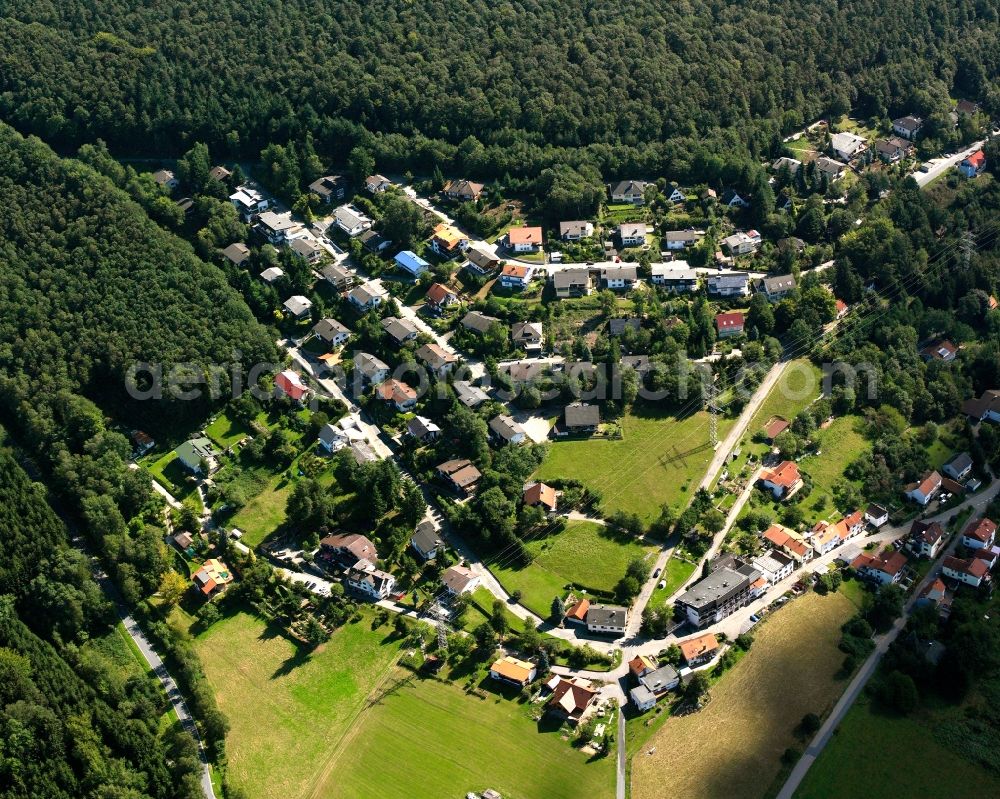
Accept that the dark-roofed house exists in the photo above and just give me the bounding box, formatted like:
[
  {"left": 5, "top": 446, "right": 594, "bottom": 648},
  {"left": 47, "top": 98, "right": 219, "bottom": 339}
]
[
  {"left": 443, "top": 179, "right": 484, "bottom": 202},
  {"left": 943, "top": 452, "right": 974, "bottom": 481},
  {"left": 892, "top": 115, "right": 924, "bottom": 140},
  {"left": 707, "top": 272, "right": 750, "bottom": 297},
  {"left": 348, "top": 282, "right": 386, "bottom": 311},
  {"left": 333, "top": 204, "right": 372, "bottom": 236},
  {"left": 322, "top": 262, "right": 354, "bottom": 289},
  {"left": 453, "top": 381, "right": 490, "bottom": 408},
  {"left": 441, "top": 564, "right": 480, "bottom": 595},
  {"left": 411, "top": 520, "right": 444, "bottom": 560},
  {"left": 221, "top": 242, "right": 250, "bottom": 266},
  {"left": 921, "top": 339, "right": 958, "bottom": 362},
  {"left": 345, "top": 563, "right": 396, "bottom": 600},
  {"left": 489, "top": 414, "right": 527, "bottom": 445},
  {"left": 464, "top": 245, "right": 502, "bottom": 275},
  {"left": 962, "top": 389, "right": 1000, "bottom": 423},
  {"left": 943, "top": 555, "right": 990, "bottom": 587},
  {"left": 875, "top": 137, "right": 911, "bottom": 164},
  {"left": 676, "top": 564, "right": 761, "bottom": 627},
  {"left": 416, "top": 343, "right": 458, "bottom": 377},
  {"left": 354, "top": 352, "right": 389, "bottom": 385},
  {"left": 586, "top": 604, "right": 628, "bottom": 636},
  {"left": 312, "top": 318, "right": 351, "bottom": 347},
  {"left": 308, "top": 175, "right": 348, "bottom": 203},
  {"left": 609, "top": 179, "right": 649, "bottom": 204},
  {"left": 908, "top": 521, "right": 946, "bottom": 558},
  {"left": 602, "top": 265, "right": 639, "bottom": 290},
  {"left": 358, "top": 229, "right": 391, "bottom": 254},
  {"left": 406, "top": 415, "right": 441, "bottom": 442},
  {"left": 512, "top": 321, "right": 544, "bottom": 353},
  {"left": 437, "top": 459, "right": 482, "bottom": 495},
  {"left": 757, "top": 274, "right": 796, "bottom": 301},
  {"left": 560, "top": 402, "right": 600, "bottom": 435},
  {"left": 381, "top": 316, "right": 419, "bottom": 345},
  {"left": 289, "top": 237, "right": 324, "bottom": 264},
  {"left": 559, "top": 221, "right": 594, "bottom": 240},
  {"left": 663, "top": 229, "right": 704, "bottom": 250},
  {"left": 209, "top": 165, "right": 232, "bottom": 183},
  {"left": 461, "top": 310, "right": 500, "bottom": 334},
  {"left": 552, "top": 267, "right": 593, "bottom": 298}
]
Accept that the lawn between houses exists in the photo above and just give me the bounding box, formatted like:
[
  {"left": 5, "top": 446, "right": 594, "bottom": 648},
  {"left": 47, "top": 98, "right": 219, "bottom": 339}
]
[
  {"left": 535, "top": 407, "right": 736, "bottom": 523},
  {"left": 630, "top": 589, "right": 856, "bottom": 799},
  {"left": 487, "top": 520, "right": 657, "bottom": 618},
  {"left": 194, "top": 610, "right": 613, "bottom": 799}
]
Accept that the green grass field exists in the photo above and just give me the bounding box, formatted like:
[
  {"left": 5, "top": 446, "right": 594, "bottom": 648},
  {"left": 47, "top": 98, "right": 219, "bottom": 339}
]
[
  {"left": 794, "top": 696, "right": 1000, "bottom": 799},
  {"left": 204, "top": 410, "right": 252, "bottom": 449},
  {"left": 535, "top": 407, "right": 734, "bottom": 522},
  {"left": 145, "top": 450, "right": 203, "bottom": 508},
  {"left": 488, "top": 520, "right": 655, "bottom": 616},
  {"left": 647, "top": 556, "right": 698, "bottom": 608},
  {"left": 334, "top": 668, "right": 615, "bottom": 799},
  {"left": 799, "top": 415, "right": 868, "bottom": 521},
  {"left": 193, "top": 611, "right": 404, "bottom": 799}
]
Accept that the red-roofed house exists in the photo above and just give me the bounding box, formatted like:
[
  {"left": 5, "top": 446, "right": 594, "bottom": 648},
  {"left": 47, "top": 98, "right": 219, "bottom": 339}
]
[
  {"left": 904, "top": 470, "right": 941, "bottom": 506},
  {"left": 916, "top": 578, "right": 953, "bottom": 618},
  {"left": 960, "top": 150, "right": 986, "bottom": 178},
  {"left": 499, "top": 262, "right": 537, "bottom": 289},
  {"left": 375, "top": 379, "right": 418, "bottom": 411},
  {"left": 679, "top": 633, "right": 720, "bottom": 666},
  {"left": 564, "top": 598, "right": 590, "bottom": 625},
  {"left": 835, "top": 299, "right": 848, "bottom": 319},
  {"left": 275, "top": 370, "right": 310, "bottom": 402},
  {"left": 960, "top": 517, "right": 996, "bottom": 550},
  {"left": 505, "top": 226, "right": 544, "bottom": 253},
  {"left": 763, "top": 523, "right": 813, "bottom": 562},
  {"left": 715, "top": 311, "right": 745, "bottom": 338},
  {"left": 942, "top": 555, "right": 990, "bottom": 587},
  {"left": 546, "top": 677, "right": 598, "bottom": 723},
  {"left": 759, "top": 461, "right": 803, "bottom": 500},
  {"left": 425, "top": 282, "right": 459, "bottom": 310},
  {"left": 851, "top": 548, "right": 907, "bottom": 585},
  {"left": 523, "top": 481, "right": 558, "bottom": 513},
  {"left": 763, "top": 417, "right": 789, "bottom": 442}
]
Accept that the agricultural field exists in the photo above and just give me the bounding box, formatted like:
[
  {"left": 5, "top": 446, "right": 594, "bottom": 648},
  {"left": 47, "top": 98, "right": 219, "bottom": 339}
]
[
  {"left": 193, "top": 611, "right": 404, "bottom": 799},
  {"left": 794, "top": 696, "right": 1000, "bottom": 799},
  {"left": 536, "top": 407, "right": 735, "bottom": 522},
  {"left": 489, "top": 520, "right": 656, "bottom": 617},
  {"left": 335, "top": 668, "right": 615, "bottom": 799},
  {"left": 630, "top": 590, "right": 856, "bottom": 799}
]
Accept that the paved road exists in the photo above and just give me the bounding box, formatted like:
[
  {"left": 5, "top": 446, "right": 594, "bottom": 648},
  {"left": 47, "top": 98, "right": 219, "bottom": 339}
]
[
  {"left": 914, "top": 139, "right": 986, "bottom": 187},
  {"left": 616, "top": 703, "right": 626, "bottom": 799},
  {"left": 118, "top": 602, "right": 216, "bottom": 799},
  {"left": 775, "top": 478, "right": 1000, "bottom": 799}
]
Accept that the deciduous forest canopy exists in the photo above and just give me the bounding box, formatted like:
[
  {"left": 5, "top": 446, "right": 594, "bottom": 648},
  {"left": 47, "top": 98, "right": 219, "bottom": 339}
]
[{"left": 1, "top": 0, "right": 999, "bottom": 178}]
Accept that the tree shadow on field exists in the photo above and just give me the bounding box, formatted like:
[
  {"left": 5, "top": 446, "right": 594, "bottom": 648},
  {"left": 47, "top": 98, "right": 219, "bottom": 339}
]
[{"left": 271, "top": 644, "right": 313, "bottom": 678}]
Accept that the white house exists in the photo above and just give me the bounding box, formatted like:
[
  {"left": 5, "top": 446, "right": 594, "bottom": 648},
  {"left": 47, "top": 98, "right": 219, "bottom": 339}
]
[
  {"left": 601, "top": 265, "right": 638, "bottom": 291},
  {"left": 283, "top": 295, "right": 313, "bottom": 319},
  {"left": 318, "top": 416, "right": 368, "bottom": 453},
  {"left": 345, "top": 563, "right": 396, "bottom": 600},
  {"left": 960, "top": 517, "right": 996, "bottom": 550},
  {"left": 830, "top": 131, "right": 868, "bottom": 161},
  {"left": 586, "top": 604, "right": 628, "bottom": 636},
  {"left": 499, "top": 263, "right": 536, "bottom": 290},
  {"left": 663, "top": 229, "right": 704, "bottom": 250},
  {"left": 651, "top": 264, "right": 699, "bottom": 292},
  {"left": 441, "top": 565, "right": 480, "bottom": 595},
  {"left": 312, "top": 318, "right": 351, "bottom": 348},
  {"left": 347, "top": 282, "right": 386, "bottom": 311},
  {"left": 942, "top": 555, "right": 989, "bottom": 587},
  {"left": 229, "top": 185, "right": 267, "bottom": 220},
  {"left": 892, "top": 115, "right": 923, "bottom": 140},
  {"left": 721, "top": 230, "right": 762, "bottom": 256},
  {"left": 865, "top": 504, "right": 889, "bottom": 528},
  {"left": 411, "top": 520, "right": 443, "bottom": 560},
  {"left": 618, "top": 222, "right": 648, "bottom": 247},
  {"left": 334, "top": 204, "right": 373, "bottom": 236},
  {"left": 905, "top": 471, "right": 942, "bottom": 506},
  {"left": 707, "top": 272, "right": 750, "bottom": 297}
]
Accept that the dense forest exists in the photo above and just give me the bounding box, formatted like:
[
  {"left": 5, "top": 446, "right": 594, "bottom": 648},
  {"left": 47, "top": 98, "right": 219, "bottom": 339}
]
[
  {"left": 0, "top": 447, "right": 205, "bottom": 799},
  {"left": 0, "top": 0, "right": 998, "bottom": 183}
]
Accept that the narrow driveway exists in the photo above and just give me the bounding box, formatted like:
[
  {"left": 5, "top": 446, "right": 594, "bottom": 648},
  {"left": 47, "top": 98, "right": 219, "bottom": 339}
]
[{"left": 914, "top": 139, "right": 986, "bottom": 187}]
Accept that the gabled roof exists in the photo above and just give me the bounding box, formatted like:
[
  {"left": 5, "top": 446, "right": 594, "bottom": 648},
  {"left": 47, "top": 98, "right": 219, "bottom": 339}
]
[
  {"left": 416, "top": 342, "right": 457, "bottom": 370},
  {"left": 490, "top": 414, "right": 526, "bottom": 442},
  {"left": 564, "top": 402, "right": 600, "bottom": 428},
  {"left": 320, "top": 533, "right": 377, "bottom": 563},
  {"left": 411, "top": 520, "right": 442, "bottom": 553},
  {"left": 715, "top": 311, "right": 744, "bottom": 331},
  {"left": 760, "top": 460, "right": 801, "bottom": 488},
  {"left": 313, "top": 318, "right": 350, "bottom": 341},
  {"left": 962, "top": 517, "right": 996, "bottom": 544},
  {"left": 221, "top": 242, "right": 250, "bottom": 265},
  {"left": 851, "top": 548, "right": 907, "bottom": 577},
  {"left": 441, "top": 564, "right": 478, "bottom": 593},
  {"left": 679, "top": 633, "right": 719, "bottom": 663},
  {"left": 523, "top": 481, "right": 557, "bottom": 511},
  {"left": 462, "top": 310, "right": 500, "bottom": 333},
  {"left": 490, "top": 655, "right": 535, "bottom": 683},
  {"left": 376, "top": 379, "right": 417, "bottom": 405},
  {"left": 507, "top": 226, "right": 543, "bottom": 246},
  {"left": 425, "top": 282, "right": 457, "bottom": 305}
]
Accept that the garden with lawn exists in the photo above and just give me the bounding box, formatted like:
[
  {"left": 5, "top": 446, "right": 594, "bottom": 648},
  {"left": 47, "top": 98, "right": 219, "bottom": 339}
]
[
  {"left": 535, "top": 406, "right": 735, "bottom": 522},
  {"left": 488, "top": 519, "right": 656, "bottom": 617},
  {"left": 333, "top": 665, "right": 615, "bottom": 799}
]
